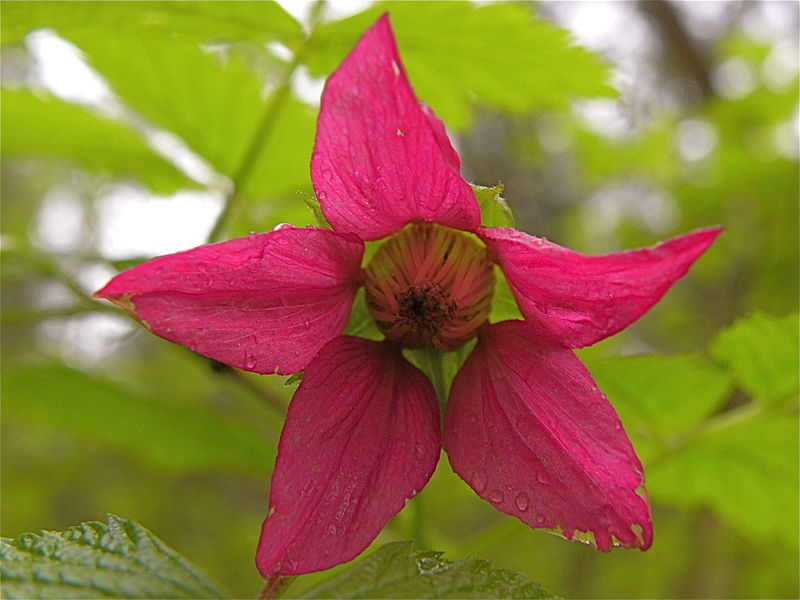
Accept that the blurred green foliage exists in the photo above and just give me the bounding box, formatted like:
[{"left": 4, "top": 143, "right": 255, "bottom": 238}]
[{"left": 2, "top": 1, "right": 797, "bottom": 599}]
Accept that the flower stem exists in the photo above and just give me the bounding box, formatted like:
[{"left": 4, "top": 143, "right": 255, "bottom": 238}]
[
  {"left": 257, "top": 575, "right": 294, "bottom": 600},
  {"left": 410, "top": 492, "right": 429, "bottom": 550}
]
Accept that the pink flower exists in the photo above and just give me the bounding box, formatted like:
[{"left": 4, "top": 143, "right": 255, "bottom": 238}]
[{"left": 95, "top": 15, "right": 721, "bottom": 576}]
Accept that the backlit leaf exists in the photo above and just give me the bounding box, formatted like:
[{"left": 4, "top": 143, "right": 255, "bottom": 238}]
[
  {"left": 2, "top": 1, "right": 300, "bottom": 48},
  {"left": 306, "top": 1, "right": 614, "bottom": 130},
  {"left": 710, "top": 312, "right": 799, "bottom": 404},
  {"left": 1, "top": 89, "right": 193, "bottom": 193}
]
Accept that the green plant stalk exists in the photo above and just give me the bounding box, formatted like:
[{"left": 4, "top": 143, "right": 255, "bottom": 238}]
[{"left": 207, "top": 3, "right": 325, "bottom": 243}]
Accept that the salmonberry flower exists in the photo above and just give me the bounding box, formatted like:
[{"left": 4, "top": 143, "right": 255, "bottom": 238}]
[{"left": 95, "top": 15, "right": 721, "bottom": 577}]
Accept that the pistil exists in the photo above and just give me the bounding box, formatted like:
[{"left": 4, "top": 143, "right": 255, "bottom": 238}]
[{"left": 364, "top": 223, "right": 494, "bottom": 351}]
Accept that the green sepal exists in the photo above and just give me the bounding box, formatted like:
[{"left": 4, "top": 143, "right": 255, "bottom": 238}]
[{"left": 471, "top": 183, "right": 515, "bottom": 228}]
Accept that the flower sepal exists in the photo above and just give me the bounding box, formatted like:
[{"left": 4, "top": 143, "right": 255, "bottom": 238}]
[{"left": 471, "top": 183, "right": 515, "bottom": 228}]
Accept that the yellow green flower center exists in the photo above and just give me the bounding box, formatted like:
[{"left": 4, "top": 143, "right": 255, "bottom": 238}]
[{"left": 364, "top": 223, "right": 494, "bottom": 351}]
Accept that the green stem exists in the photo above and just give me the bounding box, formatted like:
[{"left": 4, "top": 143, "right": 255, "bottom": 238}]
[
  {"left": 410, "top": 493, "right": 429, "bottom": 550},
  {"left": 647, "top": 398, "right": 794, "bottom": 468},
  {"left": 207, "top": 4, "right": 325, "bottom": 243}
]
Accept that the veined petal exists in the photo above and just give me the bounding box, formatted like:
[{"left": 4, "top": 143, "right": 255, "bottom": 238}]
[
  {"left": 256, "top": 335, "right": 441, "bottom": 576},
  {"left": 480, "top": 226, "right": 722, "bottom": 348},
  {"left": 311, "top": 14, "right": 479, "bottom": 241},
  {"left": 444, "top": 321, "right": 652, "bottom": 551},
  {"left": 94, "top": 227, "right": 363, "bottom": 375}
]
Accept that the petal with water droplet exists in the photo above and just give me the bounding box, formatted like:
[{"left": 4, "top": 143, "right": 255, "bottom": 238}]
[
  {"left": 94, "top": 227, "right": 364, "bottom": 375},
  {"left": 311, "top": 14, "right": 479, "bottom": 241},
  {"left": 257, "top": 336, "right": 441, "bottom": 576},
  {"left": 444, "top": 320, "right": 652, "bottom": 551},
  {"left": 479, "top": 226, "right": 722, "bottom": 348}
]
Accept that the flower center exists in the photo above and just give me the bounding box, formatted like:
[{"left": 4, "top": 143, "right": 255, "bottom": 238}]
[{"left": 364, "top": 223, "right": 494, "bottom": 351}]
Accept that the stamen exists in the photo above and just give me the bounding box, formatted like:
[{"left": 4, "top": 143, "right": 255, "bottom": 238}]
[{"left": 364, "top": 223, "right": 494, "bottom": 351}]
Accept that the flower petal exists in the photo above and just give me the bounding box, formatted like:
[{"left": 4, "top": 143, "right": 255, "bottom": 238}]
[
  {"left": 311, "top": 14, "right": 479, "bottom": 241},
  {"left": 256, "top": 335, "right": 441, "bottom": 576},
  {"left": 481, "top": 226, "right": 722, "bottom": 348},
  {"left": 94, "top": 227, "right": 363, "bottom": 375},
  {"left": 444, "top": 320, "right": 652, "bottom": 551}
]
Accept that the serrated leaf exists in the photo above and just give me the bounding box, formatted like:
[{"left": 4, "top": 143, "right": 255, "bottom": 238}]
[
  {"left": 472, "top": 184, "right": 515, "bottom": 228},
  {"left": 710, "top": 312, "right": 799, "bottom": 404},
  {"left": 2, "top": 365, "right": 273, "bottom": 475},
  {"left": 306, "top": 1, "right": 614, "bottom": 130},
  {"left": 0, "top": 514, "right": 228, "bottom": 599},
  {"left": 300, "top": 541, "right": 556, "bottom": 599},
  {"left": 2, "top": 1, "right": 301, "bottom": 48},
  {"left": 1, "top": 89, "right": 193, "bottom": 193},
  {"left": 53, "top": 30, "right": 315, "bottom": 202},
  {"left": 587, "top": 353, "right": 733, "bottom": 438}
]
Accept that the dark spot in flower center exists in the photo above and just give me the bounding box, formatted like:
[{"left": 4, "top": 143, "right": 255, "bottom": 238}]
[
  {"left": 397, "top": 285, "right": 455, "bottom": 332},
  {"left": 363, "top": 223, "right": 494, "bottom": 351}
]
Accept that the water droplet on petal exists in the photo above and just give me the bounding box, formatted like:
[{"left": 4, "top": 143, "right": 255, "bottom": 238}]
[
  {"left": 272, "top": 222, "right": 294, "bottom": 231},
  {"left": 488, "top": 489, "right": 504, "bottom": 503},
  {"left": 471, "top": 470, "right": 487, "bottom": 493},
  {"left": 535, "top": 513, "right": 546, "bottom": 525},
  {"left": 514, "top": 492, "right": 529, "bottom": 512},
  {"left": 536, "top": 471, "right": 550, "bottom": 485},
  {"left": 614, "top": 421, "right": 622, "bottom": 431}
]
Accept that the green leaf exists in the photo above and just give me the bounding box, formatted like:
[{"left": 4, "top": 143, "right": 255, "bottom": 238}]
[
  {"left": 587, "top": 353, "right": 733, "bottom": 438},
  {"left": 472, "top": 184, "right": 515, "bottom": 228},
  {"left": 2, "top": 365, "right": 273, "bottom": 475},
  {"left": 1, "top": 514, "right": 228, "bottom": 599},
  {"left": 62, "top": 34, "right": 316, "bottom": 202},
  {"left": 300, "top": 541, "right": 556, "bottom": 599},
  {"left": 307, "top": 2, "right": 614, "bottom": 130},
  {"left": 648, "top": 414, "right": 799, "bottom": 547},
  {"left": 710, "top": 312, "right": 799, "bottom": 404},
  {"left": 1, "top": 89, "right": 193, "bottom": 193},
  {"left": 2, "top": 1, "right": 301, "bottom": 48}
]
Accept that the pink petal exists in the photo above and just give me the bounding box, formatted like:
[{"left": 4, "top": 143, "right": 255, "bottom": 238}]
[
  {"left": 94, "top": 227, "right": 363, "bottom": 375},
  {"left": 311, "top": 14, "right": 479, "bottom": 241},
  {"left": 256, "top": 335, "right": 440, "bottom": 575},
  {"left": 444, "top": 320, "right": 652, "bottom": 551},
  {"left": 481, "top": 227, "right": 722, "bottom": 348}
]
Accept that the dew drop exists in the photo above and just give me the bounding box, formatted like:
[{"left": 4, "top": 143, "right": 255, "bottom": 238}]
[
  {"left": 614, "top": 421, "right": 622, "bottom": 431},
  {"left": 488, "top": 489, "right": 504, "bottom": 503},
  {"left": 535, "top": 513, "right": 546, "bottom": 525},
  {"left": 536, "top": 471, "right": 550, "bottom": 485},
  {"left": 514, "top": 492, "right": 529, "bottom": 512},
  {"left": 471, "top": 470, "right": 487, "bottom": 493}
]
